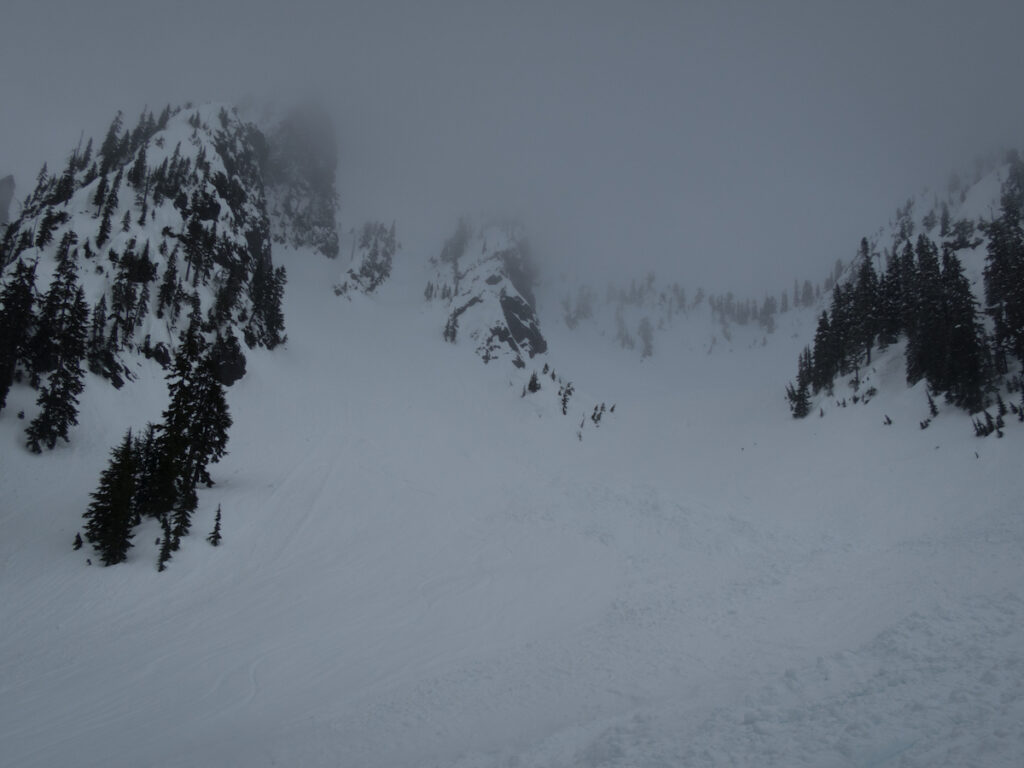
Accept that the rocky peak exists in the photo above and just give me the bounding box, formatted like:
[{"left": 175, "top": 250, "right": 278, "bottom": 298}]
[{"left": 427, "top": 219, "right": 547, "bottom": 368}]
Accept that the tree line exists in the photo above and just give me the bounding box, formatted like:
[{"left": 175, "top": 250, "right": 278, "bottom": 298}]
[{"left": 787, "top": 151, "right": 1024, "bottom": 422}]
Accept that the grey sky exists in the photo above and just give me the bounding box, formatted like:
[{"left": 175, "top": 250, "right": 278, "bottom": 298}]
[{"left": 2, "top": 0, "right": 1023, "bottom": 295}]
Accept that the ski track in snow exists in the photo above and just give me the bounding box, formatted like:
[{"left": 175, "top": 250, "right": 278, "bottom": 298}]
[{"left": 2, "top": 244, "right": 1024, "bottom": 767}]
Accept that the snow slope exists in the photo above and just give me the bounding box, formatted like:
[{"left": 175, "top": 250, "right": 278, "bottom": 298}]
[{"left": 2, "top": 238, "right": 1023, "bottom": 767}]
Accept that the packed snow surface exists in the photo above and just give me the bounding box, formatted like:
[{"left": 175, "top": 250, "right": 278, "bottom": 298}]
[{"left": 2, "top": 246, "right": 1023, "bottom": 767}]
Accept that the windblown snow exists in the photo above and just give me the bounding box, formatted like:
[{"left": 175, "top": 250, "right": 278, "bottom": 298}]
[{"left": 2, "top": 222, "right": 1023, "bottom": 766}]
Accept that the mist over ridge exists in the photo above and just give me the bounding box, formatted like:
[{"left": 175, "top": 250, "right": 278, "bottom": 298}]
[{"left": 2, "top": 1, "right": 1023, "bottom": 295}]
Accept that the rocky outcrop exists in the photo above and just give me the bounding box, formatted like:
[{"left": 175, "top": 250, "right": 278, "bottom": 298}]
[
  {"left": 0, "top": 175, "right": 13, "bottom": 226},
  {"left": 263, "top": 103, "right": 340, "bottom": 259},
  {"left": 428, "top": 220, "right": 547, "bottom": 368}
]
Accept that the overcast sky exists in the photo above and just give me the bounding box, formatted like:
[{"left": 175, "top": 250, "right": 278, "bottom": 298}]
[{"left": 3, "top": 0, "right": 1023, "bottom": 294}]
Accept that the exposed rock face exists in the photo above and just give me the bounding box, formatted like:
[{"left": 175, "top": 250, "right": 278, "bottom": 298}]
[
  {"left": 428, "top": 219, "right": 547, "bottom": 368},
  {"left": 0, "top": 175, "right": 13, "bottom": 226},
  {"left": 263, "top": 103, "right": 340, "bottom": 259}
]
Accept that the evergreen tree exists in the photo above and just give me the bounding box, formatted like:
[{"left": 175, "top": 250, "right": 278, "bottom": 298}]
[
  {"left": 156, "top": 105, "right": 171, "bottom": 132},
  {"left": 127, "top": 142, "right": 148, "bottom": 189},
  {"left": 897, "top": 240, "right": 918, "bottom": 335},
  {"left": 78, "top": 137, "right": 94, "bottom": 175},
  {"left": 98, "top": 112, "right": 125, "bottom": 177},
  {"left": 28, "top": 291, "right": 59, "bottom": 387},
  {"left": 797, "top": 345, "right": 813, "bottom": 393},
  {"left": 877, "top": 252, "right": 903, "bottom": 348},
  {"left": 938, "top": 250, "right": 989, "bottom": 411},
  {"left": 27, "top": 163, "right": 52, "bottom": 208},
  {"left": 95, "top": 203, "right": 113, "bottom": 248},
  {"left": 787, "top": 346, "right": 813, "bottom": 418},
  {"left": 150, "top": 159, "right": 168, "bottom": 208},
  {"left": 181, "top": 351, "right": 232, "bottom": 489},
  {"left": 48, "top": 166, "right": 76, "bottom": 207},
  {"left": 0, "top": 259, "right": 38, "bottom": 413},
  {"left": 107, "top": 261, "right": 137, "bottom": 351},
  {"left": 210, "top": 260, "right": 243, "bottom": 329},
  {"left": 246, "top": 260, "right": 287, "bottom": 349},
  {"left": 207, "top": 505, "right": 222, "bottom": 546},
  {"left": 130, "top": 108, "right": 155, "bottom": 153},
  {"left": 210, "top": 328, "right": 246, "bottom": 385},
  {"left": 55, "top": 230, "right": 79, "bottom": 267},
  {"left": 786, "top": 380, "right": 811, "bottom": 418},
  {"left": 82, "top": 161, "right": 99, "bottom": 188},
  {"left": 828, "top": 284, "right": 853, "bottom": 375},
  {"left": 28, "top": 244, "right": 87, "bottom": 384},
  {"left": 86, "top": 295, "right": 111, "bottom": 375},
  {"left": 810, "top": 311, "right": 835, "bottom": 393},
  {"left": 170, "top": 483, "right": 197, "bottom": 548},
  {"left": 132, "top": 423, "right": 162, "bottom": 520},
  {"left": 105, "top": 168, "right": 123, "bottom": 212},
  {"left": 25, "top": 284, "right": 88, "bottom": 452},
  {"left": 35, "top": 207, "right": 62, "bottom": 248},
  {"left": 149, "top": 313, "right": 232, "bottom": 533},
  {"left": 156, "top": 246, "right": 180, "bottom": 321},
  {"left": 982, "top": 152, "right": 1024, "bottom": 372},
  {"left": 115, "top": 131, "right": 132, "bottom": 172},
  {"left": 906, "top": 235, "right": 944, "bottom": 387},
  {"left": 560, "top": 381, "right": 574, "bottom": 415},
  {"left": 852, "top": 241, "right": 879, "bottom": 364},
  {"left": 157, "top": 514, "right": 173, "bottom": 571},
  {"left": 83, "top": 429, "right": 137, "bottom": 566}
]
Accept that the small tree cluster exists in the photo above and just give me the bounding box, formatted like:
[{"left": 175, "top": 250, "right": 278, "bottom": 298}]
[
  {"left": 788, "top": 226, "right": 994, "bottom": 417},
  {"left": 352, "top": 221, "right": 398, "bottom": 293},
  {"left": 558, "top": 381, "right": 574, "bottom": 415},
  {"left": 79, "top": 314, "right": 231, "bottom": 567},
  {"left": 983, "top": 151, "right": 1024, "bottom": 373},
  {"left": 23, "top": 249, "right": 90, "bottom": 451}
]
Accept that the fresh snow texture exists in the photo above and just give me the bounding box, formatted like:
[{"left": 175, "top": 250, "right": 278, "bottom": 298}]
[{"left": 2, "top": 241, "right": 1024, "bottom": 767}]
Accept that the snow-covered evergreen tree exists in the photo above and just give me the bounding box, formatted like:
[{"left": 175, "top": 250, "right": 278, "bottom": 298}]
[{"left": 83, "top": 430, "right": 137, "bottom": 566}]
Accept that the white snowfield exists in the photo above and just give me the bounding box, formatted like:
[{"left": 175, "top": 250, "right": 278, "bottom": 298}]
[{"left": 2, "top": 241, "right": 1023, "bottom": 768}]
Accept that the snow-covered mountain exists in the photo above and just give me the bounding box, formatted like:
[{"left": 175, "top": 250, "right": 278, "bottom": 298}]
[
  {"left": 1, "top": 106, "right": 1023, "bottom": 767},
  {"left": 0, "top": 102, "right": 340, "bottom": 387}
]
